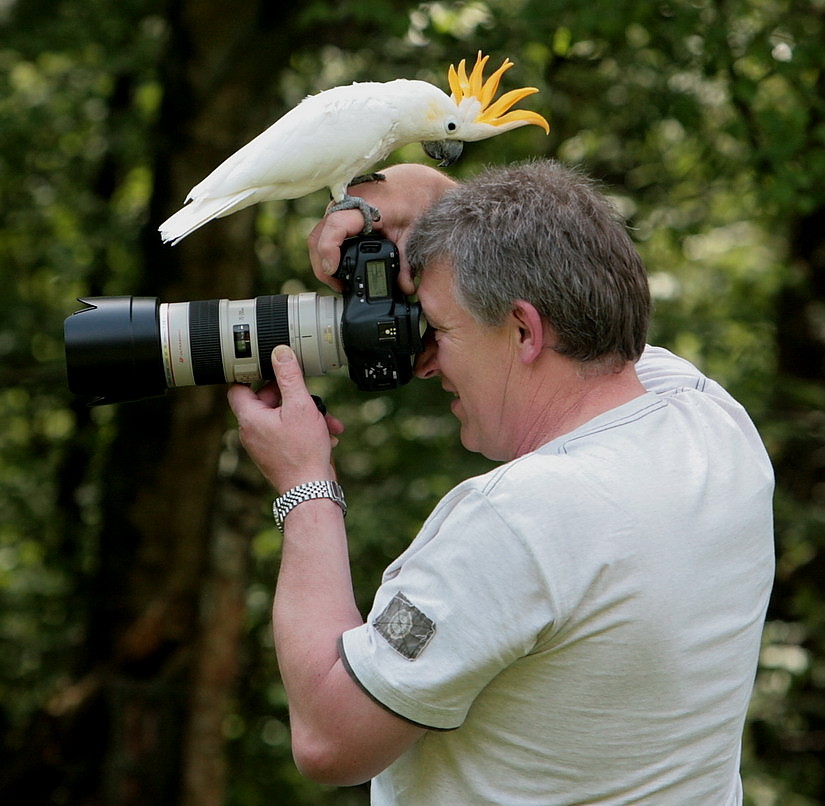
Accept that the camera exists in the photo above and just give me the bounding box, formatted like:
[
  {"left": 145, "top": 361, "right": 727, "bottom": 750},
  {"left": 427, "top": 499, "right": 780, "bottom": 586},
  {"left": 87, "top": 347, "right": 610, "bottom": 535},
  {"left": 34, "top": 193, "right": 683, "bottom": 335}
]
[{"left": 64, "top": 236, "right": 423, "bottom": 404}]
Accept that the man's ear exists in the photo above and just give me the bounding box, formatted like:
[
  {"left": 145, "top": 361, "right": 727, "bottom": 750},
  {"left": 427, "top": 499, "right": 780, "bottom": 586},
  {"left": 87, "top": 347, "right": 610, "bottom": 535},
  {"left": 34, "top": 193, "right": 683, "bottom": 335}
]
[{"left": 509, "top": 300, "right": 546, "bottom": 364}]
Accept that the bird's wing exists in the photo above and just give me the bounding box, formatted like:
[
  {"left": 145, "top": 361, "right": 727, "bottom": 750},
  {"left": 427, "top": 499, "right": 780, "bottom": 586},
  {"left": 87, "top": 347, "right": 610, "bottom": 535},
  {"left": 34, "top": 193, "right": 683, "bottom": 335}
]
[{"left": 186, "top": 85, "right": 404, "bottom": 204}]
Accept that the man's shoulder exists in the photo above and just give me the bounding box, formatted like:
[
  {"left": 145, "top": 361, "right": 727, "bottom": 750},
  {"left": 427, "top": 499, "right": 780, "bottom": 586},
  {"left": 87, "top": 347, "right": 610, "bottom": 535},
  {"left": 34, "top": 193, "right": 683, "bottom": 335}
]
[{"left": 438, "top": 447, "right": 594, "bottom": 517}]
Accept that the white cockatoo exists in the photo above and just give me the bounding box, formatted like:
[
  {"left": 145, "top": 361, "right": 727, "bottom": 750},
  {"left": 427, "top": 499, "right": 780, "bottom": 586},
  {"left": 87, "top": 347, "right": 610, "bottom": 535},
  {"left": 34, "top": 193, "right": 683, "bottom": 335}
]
[{"left": 158, "top": 52, "right": 549, "bottom": 244}]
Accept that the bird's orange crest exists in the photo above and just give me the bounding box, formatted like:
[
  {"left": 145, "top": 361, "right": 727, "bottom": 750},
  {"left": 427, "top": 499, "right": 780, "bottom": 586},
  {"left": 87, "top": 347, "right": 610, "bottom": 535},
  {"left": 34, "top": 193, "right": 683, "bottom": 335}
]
[{"left": 448, "top": 51, "right": 550, "bottom": 133}]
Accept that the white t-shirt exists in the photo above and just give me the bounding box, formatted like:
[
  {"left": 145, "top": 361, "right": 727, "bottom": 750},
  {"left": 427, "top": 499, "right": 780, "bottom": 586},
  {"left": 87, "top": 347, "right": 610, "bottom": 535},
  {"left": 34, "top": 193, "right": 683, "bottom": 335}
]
[{"left": 340, "top": 346, "right": 775, "bottom": 805}]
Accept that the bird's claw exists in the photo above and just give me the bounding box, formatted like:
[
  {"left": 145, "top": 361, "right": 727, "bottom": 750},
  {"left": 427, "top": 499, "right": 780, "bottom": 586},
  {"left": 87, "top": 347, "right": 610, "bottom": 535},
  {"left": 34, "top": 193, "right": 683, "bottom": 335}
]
[{"left": 327, "top": 193, "right": 382, "bottom": 235}]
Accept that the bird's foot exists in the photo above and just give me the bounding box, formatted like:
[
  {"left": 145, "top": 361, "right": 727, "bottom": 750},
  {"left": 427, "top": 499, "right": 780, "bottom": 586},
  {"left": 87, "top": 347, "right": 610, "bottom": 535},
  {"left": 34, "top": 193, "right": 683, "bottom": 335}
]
[
  {"left": 327, "top": 193, "right": 382, "bottom": 235},
  {"left": 348, "top": 172, "right": 386, "bottom": 188}
]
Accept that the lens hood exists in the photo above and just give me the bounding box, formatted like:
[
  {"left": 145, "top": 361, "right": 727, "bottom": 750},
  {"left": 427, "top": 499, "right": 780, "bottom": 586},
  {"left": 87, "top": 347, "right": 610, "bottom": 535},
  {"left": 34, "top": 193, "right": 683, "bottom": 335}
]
[{"left": 64, "top": 296, "right": 167, "bottom": 404}]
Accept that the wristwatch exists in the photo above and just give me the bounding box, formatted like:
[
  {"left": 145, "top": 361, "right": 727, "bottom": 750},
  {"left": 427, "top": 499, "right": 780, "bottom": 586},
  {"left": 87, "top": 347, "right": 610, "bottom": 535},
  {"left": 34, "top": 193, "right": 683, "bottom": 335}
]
[{"left": 273, "top": 480, "right": 347, "bottom": 532}]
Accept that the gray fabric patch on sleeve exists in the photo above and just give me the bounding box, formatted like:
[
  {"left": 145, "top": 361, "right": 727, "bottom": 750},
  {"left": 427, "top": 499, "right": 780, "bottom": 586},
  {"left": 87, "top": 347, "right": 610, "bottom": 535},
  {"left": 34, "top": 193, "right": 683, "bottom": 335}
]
[{"left": 373, "top": 592, "right": 436, "bottom": 660}]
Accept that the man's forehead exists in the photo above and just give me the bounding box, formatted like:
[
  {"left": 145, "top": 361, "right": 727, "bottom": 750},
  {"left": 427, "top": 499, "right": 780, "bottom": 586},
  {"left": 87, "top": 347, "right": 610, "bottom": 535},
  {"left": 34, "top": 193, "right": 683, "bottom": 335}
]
[
  {"left": 418, "top": 257, "right": 454, "bottom": 284},
  {"left": 416, "top": 260, "right": 455, "bottom": 313}
]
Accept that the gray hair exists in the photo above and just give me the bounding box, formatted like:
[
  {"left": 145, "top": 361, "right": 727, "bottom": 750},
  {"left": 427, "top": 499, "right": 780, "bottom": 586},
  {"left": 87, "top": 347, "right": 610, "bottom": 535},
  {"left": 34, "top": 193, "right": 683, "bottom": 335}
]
[{"left": 406, "top": 159, "right": 650, "bottom": 369}]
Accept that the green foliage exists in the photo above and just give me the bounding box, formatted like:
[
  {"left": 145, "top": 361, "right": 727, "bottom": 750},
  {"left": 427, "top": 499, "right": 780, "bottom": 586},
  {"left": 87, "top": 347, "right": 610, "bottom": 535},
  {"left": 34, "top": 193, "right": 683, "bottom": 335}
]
[
  {"left": 1, "top": 0, "right": 824, "bottom": 803},
  {"left": 0, "top": 14, "right": 145, "bottom": 758}
]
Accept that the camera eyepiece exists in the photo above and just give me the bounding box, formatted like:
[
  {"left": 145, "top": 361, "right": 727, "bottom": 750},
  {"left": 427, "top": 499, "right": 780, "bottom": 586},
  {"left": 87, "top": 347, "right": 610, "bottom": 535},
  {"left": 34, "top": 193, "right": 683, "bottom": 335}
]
[{"left": 64, "top": 236, "right": 422, "bottom": 404}]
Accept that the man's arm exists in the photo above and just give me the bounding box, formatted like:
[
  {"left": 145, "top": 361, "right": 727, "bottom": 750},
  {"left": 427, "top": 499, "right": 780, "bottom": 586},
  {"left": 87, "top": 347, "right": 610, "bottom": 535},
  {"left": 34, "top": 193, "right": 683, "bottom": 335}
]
[
  {"left": 271, "top": 491, "right": 426, "bottom": 785},
  {"left": 228, "top": 346, "right": 425, "bottom": 785},
  {"left": 228, "top": 168, "right": 457, "bottom": 783}
]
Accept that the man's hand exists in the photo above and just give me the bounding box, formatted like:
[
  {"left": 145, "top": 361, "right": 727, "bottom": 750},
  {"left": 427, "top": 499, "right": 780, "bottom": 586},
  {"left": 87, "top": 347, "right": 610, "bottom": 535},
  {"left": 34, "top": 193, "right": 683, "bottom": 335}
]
[
  {"left": 308, "top": 163, "right": 457, "bottom": 296},
  {"left": 227, "top": 344, "right": 344, "bottom": 494}
]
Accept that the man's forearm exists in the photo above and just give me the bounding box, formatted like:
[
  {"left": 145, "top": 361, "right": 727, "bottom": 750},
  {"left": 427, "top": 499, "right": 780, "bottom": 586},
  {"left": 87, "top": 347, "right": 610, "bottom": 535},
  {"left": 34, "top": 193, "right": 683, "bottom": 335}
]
[
  {"left": 273, "top": 499, "right": 362, "bottom": 716},
  {"left": 272, "top": 499, "right": 425, "bottom": 786}
]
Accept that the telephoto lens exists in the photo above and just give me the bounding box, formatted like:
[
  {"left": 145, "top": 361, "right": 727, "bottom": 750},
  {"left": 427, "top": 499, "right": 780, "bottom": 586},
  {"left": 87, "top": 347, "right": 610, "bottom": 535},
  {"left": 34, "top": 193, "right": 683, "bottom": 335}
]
[
  {"left": 64, "top": 292, "right": 344, "bottom": 405},
  {"left": 64, "top": 236, "right": 422, "bottom": 404}
]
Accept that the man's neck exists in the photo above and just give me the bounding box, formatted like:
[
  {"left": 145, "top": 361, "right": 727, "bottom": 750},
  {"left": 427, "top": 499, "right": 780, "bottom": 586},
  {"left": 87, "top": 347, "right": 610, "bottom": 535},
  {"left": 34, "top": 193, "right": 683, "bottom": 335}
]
[{"left": 511, "top": 360, "right": 647, "bottom": 458}]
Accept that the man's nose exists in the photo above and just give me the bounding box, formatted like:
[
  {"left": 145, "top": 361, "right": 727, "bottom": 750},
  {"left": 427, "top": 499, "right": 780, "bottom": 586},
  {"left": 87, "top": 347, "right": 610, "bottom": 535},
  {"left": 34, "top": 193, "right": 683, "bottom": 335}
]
[{"left": 413, "top": 328, "right": 439, "bottom": 379}]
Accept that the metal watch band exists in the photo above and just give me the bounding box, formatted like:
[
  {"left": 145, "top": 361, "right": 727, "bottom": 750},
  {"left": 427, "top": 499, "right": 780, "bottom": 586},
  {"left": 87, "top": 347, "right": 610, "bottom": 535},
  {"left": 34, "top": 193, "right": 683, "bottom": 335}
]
[{"left": 272, "top": 480, "right": 347, "bottom": 532}]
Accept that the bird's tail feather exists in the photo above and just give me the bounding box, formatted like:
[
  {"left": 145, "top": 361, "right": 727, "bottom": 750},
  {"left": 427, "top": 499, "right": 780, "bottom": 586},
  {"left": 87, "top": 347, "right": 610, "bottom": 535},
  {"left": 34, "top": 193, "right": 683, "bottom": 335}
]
[{"left": 158, "top": 190, "right": 257, "bottom": 245}]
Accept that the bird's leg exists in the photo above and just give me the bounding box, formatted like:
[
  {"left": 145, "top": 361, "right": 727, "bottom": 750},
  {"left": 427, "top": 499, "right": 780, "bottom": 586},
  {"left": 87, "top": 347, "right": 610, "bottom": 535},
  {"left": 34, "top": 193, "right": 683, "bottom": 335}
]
[
  {"left": 348, "top": 172, "right": 386, "bottom": 187},
  {"left": 327, "top": 174, "right": 386, "bottom": 233},
  {"left": 327, "top": 193, "right": 382, "bottom": 234}
]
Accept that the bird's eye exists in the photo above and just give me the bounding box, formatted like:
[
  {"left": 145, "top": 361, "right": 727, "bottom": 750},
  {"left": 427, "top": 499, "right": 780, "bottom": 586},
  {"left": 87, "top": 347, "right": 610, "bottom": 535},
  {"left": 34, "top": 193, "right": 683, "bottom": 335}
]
[{"left": 446, "top": 121, "right": 458, "bottom": 133}]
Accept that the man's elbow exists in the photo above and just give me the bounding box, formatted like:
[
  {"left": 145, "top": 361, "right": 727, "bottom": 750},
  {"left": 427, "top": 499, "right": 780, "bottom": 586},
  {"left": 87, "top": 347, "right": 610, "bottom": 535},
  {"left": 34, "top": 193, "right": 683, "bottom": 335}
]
[
  {"left": 287, "top": 689, "right": 425, "bottom": 785},
  {"left": 291, "top": 730, "right": 377, "bottom": 787}
]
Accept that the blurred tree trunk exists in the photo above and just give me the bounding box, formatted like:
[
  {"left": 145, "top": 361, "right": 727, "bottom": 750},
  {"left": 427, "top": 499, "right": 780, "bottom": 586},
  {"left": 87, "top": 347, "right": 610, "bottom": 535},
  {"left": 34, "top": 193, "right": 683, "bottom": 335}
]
[
  {"left": 84, "top": 4, "right": 297, "bottom": 805},
  {"left": 759, "top": 205, "right": 825, "bottom": 796}
]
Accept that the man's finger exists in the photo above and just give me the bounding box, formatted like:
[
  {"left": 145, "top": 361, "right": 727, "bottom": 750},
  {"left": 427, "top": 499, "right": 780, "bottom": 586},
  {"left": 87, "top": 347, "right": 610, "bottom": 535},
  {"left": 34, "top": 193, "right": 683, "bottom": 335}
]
[
  {"left": 227, "top": 381, "right": 259, "bottom": 415},
  {"left": 271, "top": 345, "right": 310, "bottom": 407},
  {"left": 308, "top": 209, "right": 376, "bottom": 286}
]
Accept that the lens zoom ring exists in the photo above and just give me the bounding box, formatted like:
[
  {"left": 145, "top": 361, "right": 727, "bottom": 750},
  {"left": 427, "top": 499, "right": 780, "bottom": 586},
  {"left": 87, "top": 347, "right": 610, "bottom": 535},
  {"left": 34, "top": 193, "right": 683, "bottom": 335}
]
[
  {"left": 256, "top": 295, "right": 289, "bottom": 380},
  {"left": 189, "top": 300, "right": 225, "bottom": 385}
]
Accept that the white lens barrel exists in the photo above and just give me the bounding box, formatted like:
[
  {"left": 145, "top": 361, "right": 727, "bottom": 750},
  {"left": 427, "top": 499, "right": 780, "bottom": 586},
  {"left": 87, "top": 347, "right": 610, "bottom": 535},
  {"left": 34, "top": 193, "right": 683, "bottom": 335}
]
[
  {"left": 219, "top": 298, "right": 261, "bottom": 384},
  {"left": 288, "top": 293, "right": 345, "bottom": 376},
  {"left": 159, "top": 301, "right": 195, "bottom": 388},
  {"left": 159, "top": 293, "right": 346, "bottom": 390}
]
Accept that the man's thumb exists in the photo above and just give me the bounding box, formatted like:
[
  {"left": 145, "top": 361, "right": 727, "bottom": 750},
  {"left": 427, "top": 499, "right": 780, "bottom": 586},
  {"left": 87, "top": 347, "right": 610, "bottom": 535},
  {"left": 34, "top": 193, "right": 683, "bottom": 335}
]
[{"left": 271, "top": 345, "right": 303, "bottom": 395}]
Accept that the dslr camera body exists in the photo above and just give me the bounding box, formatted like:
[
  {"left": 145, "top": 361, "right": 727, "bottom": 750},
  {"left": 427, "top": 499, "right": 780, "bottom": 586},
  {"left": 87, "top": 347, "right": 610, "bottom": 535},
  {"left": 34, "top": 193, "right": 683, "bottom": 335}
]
[{"left": 64, "top": 236, "right": 422, "bottom": 404}]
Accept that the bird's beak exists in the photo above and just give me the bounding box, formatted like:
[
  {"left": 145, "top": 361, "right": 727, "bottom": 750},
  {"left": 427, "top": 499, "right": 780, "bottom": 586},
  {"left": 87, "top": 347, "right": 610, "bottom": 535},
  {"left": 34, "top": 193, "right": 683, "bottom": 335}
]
[{"left": 422, "top": 139, "right": 464, "bottom": 167}]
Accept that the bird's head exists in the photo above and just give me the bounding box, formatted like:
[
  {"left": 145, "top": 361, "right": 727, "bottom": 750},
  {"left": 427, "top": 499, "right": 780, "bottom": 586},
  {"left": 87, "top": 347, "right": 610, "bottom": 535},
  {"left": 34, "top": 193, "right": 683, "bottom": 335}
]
[{"left": 422, "top": 51, "right": 550, "bottom": 165}]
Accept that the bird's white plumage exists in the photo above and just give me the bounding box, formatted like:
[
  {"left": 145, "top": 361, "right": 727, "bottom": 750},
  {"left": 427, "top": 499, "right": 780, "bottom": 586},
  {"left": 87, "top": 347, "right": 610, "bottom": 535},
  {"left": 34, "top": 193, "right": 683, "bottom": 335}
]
[{"left": 159, "top": 66, "right": 547, "bottom": 244}]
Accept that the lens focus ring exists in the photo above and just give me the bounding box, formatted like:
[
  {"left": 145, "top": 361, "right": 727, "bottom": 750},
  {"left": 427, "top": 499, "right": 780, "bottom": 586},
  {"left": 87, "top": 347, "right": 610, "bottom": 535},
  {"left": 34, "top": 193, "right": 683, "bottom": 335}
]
[
  {"left": 256, "top": 295, "right": 290, "bottom": 380},
  {"left": 189, "top": 300, "right": 225, "bottom": 385}
]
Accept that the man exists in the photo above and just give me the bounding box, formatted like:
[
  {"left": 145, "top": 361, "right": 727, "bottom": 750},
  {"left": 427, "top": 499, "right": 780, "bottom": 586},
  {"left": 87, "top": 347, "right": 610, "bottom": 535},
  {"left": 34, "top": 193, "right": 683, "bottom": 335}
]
[{"left": 228, "top": 159, "right": 774, "bottom": 804}]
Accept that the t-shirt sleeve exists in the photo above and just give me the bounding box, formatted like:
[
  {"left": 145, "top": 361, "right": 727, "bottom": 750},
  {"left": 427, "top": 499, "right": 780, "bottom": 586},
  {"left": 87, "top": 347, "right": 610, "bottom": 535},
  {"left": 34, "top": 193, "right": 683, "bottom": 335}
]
[{"left": 339, "top": 486, "right": 556, "bottom": 730}]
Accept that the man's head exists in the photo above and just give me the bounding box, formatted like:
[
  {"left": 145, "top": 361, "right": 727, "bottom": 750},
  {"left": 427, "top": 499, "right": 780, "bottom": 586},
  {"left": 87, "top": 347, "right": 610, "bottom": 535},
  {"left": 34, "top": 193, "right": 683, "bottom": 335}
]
[{"left": 406, "top": 159, "right": 650, "bottom": 373}]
